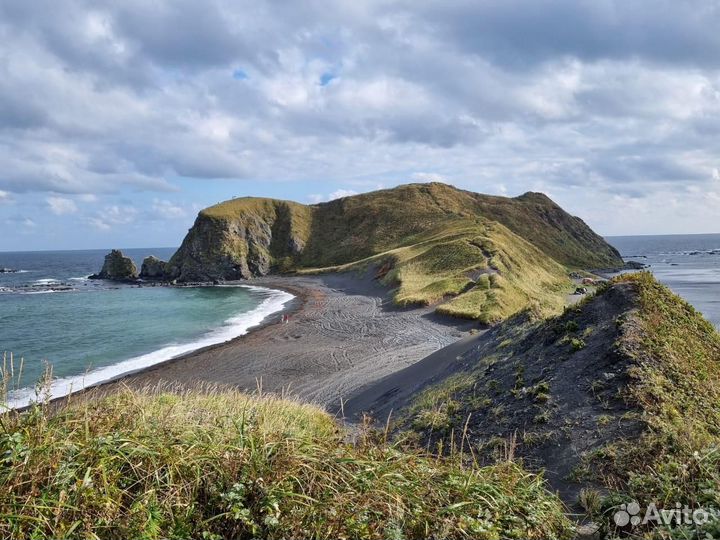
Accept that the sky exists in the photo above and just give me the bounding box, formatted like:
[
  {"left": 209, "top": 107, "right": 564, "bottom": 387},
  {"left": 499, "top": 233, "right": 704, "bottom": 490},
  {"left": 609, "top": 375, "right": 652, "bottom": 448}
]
[{"left": 1, "top": 0, "right": 720, "bottom": 251}]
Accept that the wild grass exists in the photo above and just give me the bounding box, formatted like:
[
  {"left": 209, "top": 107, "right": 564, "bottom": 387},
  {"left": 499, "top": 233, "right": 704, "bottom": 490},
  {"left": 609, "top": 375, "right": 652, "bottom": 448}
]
[
  {"left": 294, "top": 183, "right": 621, "bottom": 270},
  {"left": 390, "top": 272, "right": 720, "bottom": 537},
  {"left": 404, "top": 373, "right": 476, "bottom": 434},
  {"left": 300, "top": 220, "right": 570, "bottom": 321},
  {"left": 433, "top": 223, "right": 569, "bottom": 322},
  {"left": 0, "top": 378, "right": 574, "bottom": 539},
  {"left": 575, "top": 272, "right": 720, "bottom": 537}
]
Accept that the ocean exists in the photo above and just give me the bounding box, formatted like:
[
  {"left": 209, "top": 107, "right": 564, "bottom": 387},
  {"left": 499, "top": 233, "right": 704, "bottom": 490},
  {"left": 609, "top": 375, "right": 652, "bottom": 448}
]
[
  {"left": 607, "top": 234, "right": 720, "bottom": 327},
  {"left": 0, "top": 248, "right": 293, "bottom": 408}
]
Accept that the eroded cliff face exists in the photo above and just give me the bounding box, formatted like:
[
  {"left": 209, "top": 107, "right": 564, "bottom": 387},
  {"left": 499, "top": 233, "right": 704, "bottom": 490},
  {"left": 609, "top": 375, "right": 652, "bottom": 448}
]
[{"left": 165, "top": 199, "right": 312, "bottom": 282}]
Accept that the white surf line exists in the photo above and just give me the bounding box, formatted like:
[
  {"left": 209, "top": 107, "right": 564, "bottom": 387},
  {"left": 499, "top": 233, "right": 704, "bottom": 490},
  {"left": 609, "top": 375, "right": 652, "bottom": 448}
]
[{"left": 4, "top": 285, "right": 295, "bottom": 410}]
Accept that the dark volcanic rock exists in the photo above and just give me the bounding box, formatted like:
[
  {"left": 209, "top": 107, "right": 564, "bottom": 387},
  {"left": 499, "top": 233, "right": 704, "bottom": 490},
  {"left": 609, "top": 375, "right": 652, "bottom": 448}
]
[
  {"left": 140, "top": 256, "right": 167, "bottom": 280},
  {"left": 90, "top": 250, "right": 139, "bottom": 282},
  {"left": 623, "top": 260, "right": 648, "bottom": 270}
]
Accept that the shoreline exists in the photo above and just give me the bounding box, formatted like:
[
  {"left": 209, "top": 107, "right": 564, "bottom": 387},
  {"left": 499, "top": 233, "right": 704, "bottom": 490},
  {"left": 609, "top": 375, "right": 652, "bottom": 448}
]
[
  {"left": 6, "top": 283, "right": 300, "bottom": 411},
  {"left": 21, "top": 273, "right": 476, "bottom": 412}
]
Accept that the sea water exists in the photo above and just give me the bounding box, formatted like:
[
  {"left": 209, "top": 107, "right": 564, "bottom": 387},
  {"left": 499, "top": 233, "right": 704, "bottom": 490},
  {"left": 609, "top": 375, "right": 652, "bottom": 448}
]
[
  {"left": 0, "top": 248, "right": 293, "bottom": 408},
  {"left": 607, "top": 234, "right": 720, "bottom": 328}
]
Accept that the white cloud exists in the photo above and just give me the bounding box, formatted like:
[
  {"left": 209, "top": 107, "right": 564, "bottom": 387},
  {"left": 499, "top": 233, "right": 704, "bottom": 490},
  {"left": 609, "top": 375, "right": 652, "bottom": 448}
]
[
  {"left": 1, "top": 1, "right": 720, "bottom": 236},
  {"left": 47, "top": 196, "right": 78, "bottom": 215},
  {"left": 22, "top": 218, "right": 37, "bottom": 228},
  {"left": 0, "top": 190, "right": 11, "bottom": 203},
  {"left": 85, "top": 217, "right": 111, "bottom": 231},
  {"left": 329, "top": 189, "right": 359, "bottom": 200},
  {"left": 104, "top": 205, "right": 138, "bottom": 225},
  {"left": 411, "top": 172, "right": 447, "bottom": 183},
  {"left": 84, "top": 204, "right": 138, "bottom": 231},
  {"left": 152, "top": 199, "right": 187, "bottom": 219},
  {"left": 309, "top": 189, "right": 359, "bottom": 203}
]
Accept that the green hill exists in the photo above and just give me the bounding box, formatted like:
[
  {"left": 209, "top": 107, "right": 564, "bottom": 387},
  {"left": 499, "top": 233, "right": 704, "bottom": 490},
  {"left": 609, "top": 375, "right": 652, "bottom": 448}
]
[{"left": 167, "top": 183, "right": 622, "bottom": 321}]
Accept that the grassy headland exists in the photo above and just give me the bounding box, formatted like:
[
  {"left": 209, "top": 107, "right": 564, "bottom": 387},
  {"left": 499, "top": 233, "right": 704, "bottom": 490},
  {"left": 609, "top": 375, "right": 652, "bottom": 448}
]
[{"left": 168, "top": 182, "right": 622, "bottom": 321}]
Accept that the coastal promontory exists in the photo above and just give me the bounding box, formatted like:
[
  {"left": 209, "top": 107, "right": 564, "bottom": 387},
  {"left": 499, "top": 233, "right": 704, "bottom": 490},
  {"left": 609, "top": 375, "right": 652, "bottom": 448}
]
[{"left": 165, "top": 182, "right": 623, "bottom": 321}]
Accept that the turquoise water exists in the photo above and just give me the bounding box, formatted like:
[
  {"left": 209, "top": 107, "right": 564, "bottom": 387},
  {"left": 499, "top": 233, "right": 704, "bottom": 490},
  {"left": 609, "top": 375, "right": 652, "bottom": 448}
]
[{"left": 0, "top": 249, "right": 293, "bottom": 407}]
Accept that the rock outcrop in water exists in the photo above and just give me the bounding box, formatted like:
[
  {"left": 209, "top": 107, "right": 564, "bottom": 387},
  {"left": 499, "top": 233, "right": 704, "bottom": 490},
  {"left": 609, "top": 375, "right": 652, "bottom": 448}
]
[
  {"left": 140, "top": 256, "right": 167, "bottom": 280},
  {"left": 90, "top": 250, "right": 139, "bottom": 282}
]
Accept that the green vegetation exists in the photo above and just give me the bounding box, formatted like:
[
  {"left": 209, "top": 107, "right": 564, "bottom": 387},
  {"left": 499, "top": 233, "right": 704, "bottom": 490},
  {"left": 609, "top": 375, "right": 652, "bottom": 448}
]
[
  {"left": 170, "top": 182, "right": 622, "bottom": 320},
  {"left": 405, "top": 373, "right": 475, "bottom": 433},
  {"left": 299, "top": 219, "right": 570, "bottom": 321},
  {"left": 8, "top": 272, "right": 720, "bottom": 537},
  {"left": 392, "top": 272, "right": 720, "bottom": 537},
  {"left": 0, "top": 386, "right": 574, "bottom": 539},
  {"left": 582, "top": 272, "right": 720, "bottom": 537}
]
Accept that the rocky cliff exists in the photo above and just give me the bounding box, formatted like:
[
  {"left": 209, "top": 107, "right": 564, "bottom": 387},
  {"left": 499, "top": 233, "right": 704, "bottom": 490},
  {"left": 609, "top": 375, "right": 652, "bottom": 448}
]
[
  {"left": 169, "top": 183, "right": 621, "bottom": 281},
  {"left": 166, "top": 199, "right": 312, "bottom": 282}
]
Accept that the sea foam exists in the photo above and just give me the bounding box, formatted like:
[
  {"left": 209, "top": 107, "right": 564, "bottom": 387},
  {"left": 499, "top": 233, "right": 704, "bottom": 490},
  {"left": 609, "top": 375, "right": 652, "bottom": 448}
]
[{"left": 5, "top": 285, "right": 294, "bottom": 410}]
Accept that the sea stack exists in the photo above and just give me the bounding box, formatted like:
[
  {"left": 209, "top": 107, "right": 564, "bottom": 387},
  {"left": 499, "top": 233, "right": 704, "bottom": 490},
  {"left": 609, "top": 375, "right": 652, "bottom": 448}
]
[
  {"left": 90, "top": 249, "right": 139, "bottom": 282},
  {"left": 140, "top": 256, "right": 167, "bottom": 280}
]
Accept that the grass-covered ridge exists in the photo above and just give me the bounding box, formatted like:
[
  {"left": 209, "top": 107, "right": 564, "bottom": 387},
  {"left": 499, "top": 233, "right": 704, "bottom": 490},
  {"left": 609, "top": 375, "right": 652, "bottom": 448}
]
[
  {"left": 170, "top": 182, "right": 618, "bottom": 320},
  {"left": 300, "top": 219, "right": 569, "bottom": 322},
  {"left": 583, "top": 272, "right": 720, "bottom": 535},
  {"left": 383, "top": 272, "right": 720, "bottom": 537},
  {"left": 0, "top": 386, "right": 573, "bottom": 539}
]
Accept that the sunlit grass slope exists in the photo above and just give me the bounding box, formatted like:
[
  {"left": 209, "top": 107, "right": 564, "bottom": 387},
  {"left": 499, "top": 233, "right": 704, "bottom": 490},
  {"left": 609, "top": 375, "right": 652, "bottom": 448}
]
[
  {"left": 301, "top": 218, "right": 570, "bottom": 322},
  {"left": 0, "top": 387, "right": 573, "bottom": 539}
]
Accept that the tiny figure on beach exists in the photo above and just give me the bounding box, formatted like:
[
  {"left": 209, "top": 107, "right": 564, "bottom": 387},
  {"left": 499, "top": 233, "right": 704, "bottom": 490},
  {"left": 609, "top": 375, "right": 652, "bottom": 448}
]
[{"left": 281, "top": 314, "right": 289, "bottom": 323}]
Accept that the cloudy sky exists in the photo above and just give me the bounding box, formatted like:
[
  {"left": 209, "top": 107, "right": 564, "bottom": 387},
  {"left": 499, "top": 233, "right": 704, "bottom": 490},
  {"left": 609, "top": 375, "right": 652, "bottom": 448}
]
[{"left": 1, "top": 0, "right": 719, "bottom": 250}]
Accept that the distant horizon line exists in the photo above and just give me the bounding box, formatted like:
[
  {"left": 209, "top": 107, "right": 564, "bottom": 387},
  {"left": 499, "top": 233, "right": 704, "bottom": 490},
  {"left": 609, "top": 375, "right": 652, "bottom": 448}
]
[
  {"left": 3, "top": 231, "right": 720, "bottom": 253},
  {"left": 0, "top": 246, "right": 178, "bottom": 254}
]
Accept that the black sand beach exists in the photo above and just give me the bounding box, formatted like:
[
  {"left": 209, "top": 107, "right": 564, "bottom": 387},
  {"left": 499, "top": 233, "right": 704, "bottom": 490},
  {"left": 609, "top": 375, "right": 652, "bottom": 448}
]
[{"left": 105, "top": 273, "right": 479, "bottom": 410}]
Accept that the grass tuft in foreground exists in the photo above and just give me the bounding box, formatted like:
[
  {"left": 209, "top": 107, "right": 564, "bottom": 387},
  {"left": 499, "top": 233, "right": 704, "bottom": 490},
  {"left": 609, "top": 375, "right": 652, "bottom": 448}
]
[{"left": 0, "top": 385, "right": 573, "bottom": 539}]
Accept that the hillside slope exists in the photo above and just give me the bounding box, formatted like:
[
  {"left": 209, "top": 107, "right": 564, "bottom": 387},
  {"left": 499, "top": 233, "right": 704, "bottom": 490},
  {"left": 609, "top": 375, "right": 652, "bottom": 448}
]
[
  {"left": 0, "top": 387, "right": 573, "bottom": 539},
  {"left": 344, "top": 273, "right": 720, "bottom": 534},
  {"left": 167, "top": 183, "right": 621, "bottom": 321}
]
